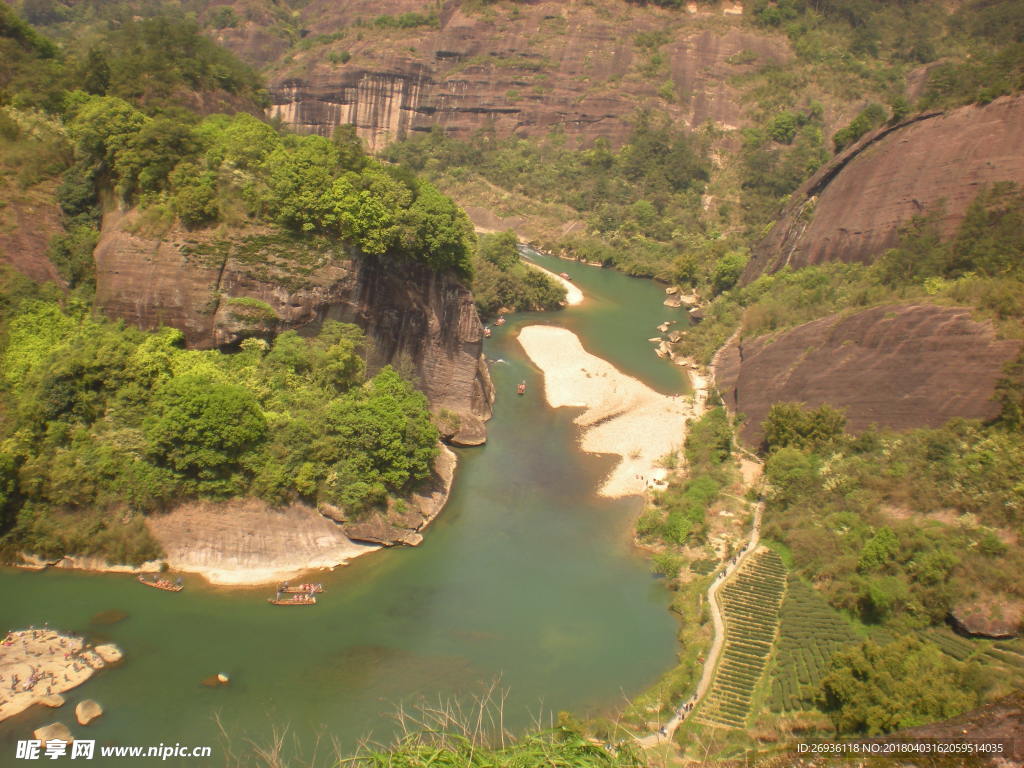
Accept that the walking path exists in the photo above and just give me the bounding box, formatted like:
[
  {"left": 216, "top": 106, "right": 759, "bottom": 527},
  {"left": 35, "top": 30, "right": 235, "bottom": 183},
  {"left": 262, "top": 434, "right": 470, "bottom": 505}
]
[{"left": 638, "top": 500, "right": 763, "bottom": 748}]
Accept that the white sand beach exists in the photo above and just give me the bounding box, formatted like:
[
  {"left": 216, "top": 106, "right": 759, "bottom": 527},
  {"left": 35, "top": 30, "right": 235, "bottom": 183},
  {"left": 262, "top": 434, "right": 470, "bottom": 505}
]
[
  {"left": 524, "top": 261, "right": 584, "bottom": 305},
  {"left": 0, "top": 630, "right": 119, "bottom": 723},
  {"left": 517, "top": 325, "right": 692, "bottom": 497}
]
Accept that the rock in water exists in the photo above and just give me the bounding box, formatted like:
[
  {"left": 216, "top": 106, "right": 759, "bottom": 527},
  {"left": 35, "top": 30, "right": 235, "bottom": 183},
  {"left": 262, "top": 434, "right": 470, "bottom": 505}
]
[
  {"left": 34, "top": 722, "right": 73, "bottom": 745},
  {"left": 90, "top": 610, "right": 129, "bottom": 625},
  {"left": 94, "top": 644, "right": 123, "bottom": 663},
  {"left": 37, "top": 694, "right": 65, "bottom": 708},
  {"left": 75, "top": 700, "right": 103, "bottom": 726}
]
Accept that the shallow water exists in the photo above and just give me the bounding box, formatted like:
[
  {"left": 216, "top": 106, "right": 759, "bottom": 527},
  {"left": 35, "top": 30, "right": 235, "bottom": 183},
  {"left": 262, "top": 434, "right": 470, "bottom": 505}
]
[{"left": 0, "top": 255, "right": 687, "bottom": 766}]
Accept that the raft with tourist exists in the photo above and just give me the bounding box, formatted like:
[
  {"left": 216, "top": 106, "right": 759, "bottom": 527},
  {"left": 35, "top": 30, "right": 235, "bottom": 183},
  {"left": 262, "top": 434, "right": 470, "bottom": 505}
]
[
  {"left": 268, "top": 592, "right": 317, "bottom": 606},
  {"left": 137, "top": 575, "right": 183, "bottom": 592},
  {"left": 517, "top": 381, "right": 526, "bottom": 395},
  {"left": 278, "top": 582, "right": 324, "bottom": 595}
]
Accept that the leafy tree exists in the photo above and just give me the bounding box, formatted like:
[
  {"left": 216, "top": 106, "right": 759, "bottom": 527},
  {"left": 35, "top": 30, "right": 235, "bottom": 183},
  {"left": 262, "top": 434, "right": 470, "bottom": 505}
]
[
  {"left": 170, "top": 162, "right": 220, "bottom": 227},
  {"left": 818, "top": 637, "right": 977, "bottom": 735},
  {"left": 66, "top": 94, "right": 148, "bottom": 172},
  {"left": 198, "top": 112, "right": 282, "bottom": 171},
  {"left": 857, "top": 526, "right": 899, "bottom": 572},
  {"left": 711, "top": 250, "right": 749, "bottom": 295},
  {"left": 762, "top": 402, "right": 847, "bottom": 453},
  {"left": 832, "top": 103, "right": 887, "bottom": 152},
  {"left": 116, "top": 116, "right": 201, "bottom": 195},
  {"left": 144, "top": 374, "right": 268, "bottom": 494},
  {"left": 765, "top": 446, "right": 820, "bottom": 506},
  {"left": 331, "top": 123, "right": 367, "bottom": 172},
  {"left": 399, "top": 182, "right": 474, "bottom": 276}
]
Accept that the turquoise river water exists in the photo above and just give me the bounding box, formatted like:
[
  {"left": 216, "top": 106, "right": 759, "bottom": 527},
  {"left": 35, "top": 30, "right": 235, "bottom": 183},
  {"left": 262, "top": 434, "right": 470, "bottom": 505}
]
[{"left": 0, "top": 250, "right": 688, "bottom": 765}]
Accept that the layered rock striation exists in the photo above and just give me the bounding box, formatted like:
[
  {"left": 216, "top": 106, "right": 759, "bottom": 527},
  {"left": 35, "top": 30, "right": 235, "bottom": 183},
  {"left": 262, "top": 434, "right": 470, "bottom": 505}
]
[
  {"left": 93, "top": 209, "right": 493, "bottom": 442},
  {"left": 745, "top": 94, "right": 1024, "bottom": 281},
  {"left": 259, "top": 2, "right": 789, "bottom": 150},
  {"left": 714, "top": 304, "right": 1022, "bottom": 447}
]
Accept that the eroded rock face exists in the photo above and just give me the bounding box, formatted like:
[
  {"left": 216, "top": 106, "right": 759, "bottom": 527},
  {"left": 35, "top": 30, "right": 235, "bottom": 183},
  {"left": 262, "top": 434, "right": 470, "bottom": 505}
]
[
  {"left": 950, "top": 601, "right": 1022, "bottom": 640},
  {"left": 745, "top": 94, "right": 1024, "bottom": 281},
  {"left": 93, "top": 210, "right": 493, "bottom": 438},
  {"left": 261, "top": 2, "right": 789, "bottom": 150},
  {"left": 714, "top": 304, "right": 1022, "bottom": 447},
  {"left": 0, "top": 183, "right": 65, "bottom": 285}
]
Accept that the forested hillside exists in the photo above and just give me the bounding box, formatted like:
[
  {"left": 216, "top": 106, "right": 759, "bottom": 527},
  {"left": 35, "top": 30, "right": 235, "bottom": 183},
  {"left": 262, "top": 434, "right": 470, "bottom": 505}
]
[{"left": 0, "top": 5, "right": 537, "bottom": 563}]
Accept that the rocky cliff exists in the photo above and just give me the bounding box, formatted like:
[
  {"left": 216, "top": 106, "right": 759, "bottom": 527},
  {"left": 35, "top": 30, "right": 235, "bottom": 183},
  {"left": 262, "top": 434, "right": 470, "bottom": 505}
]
[
  {"left": 745, "top": 94, "right": 1024, "bottom": 281},
  {"left": 226, "top": 1, "right": 788, "bottom": 150},
  {"left": 0, "top": 180, "right": 65, "bottom": 286},
  {"left": 714, "top": 304, "right": 1022, "bottom": 447},
  {"left": 93, "top": 209, "right": 494, "bottom": 444}
]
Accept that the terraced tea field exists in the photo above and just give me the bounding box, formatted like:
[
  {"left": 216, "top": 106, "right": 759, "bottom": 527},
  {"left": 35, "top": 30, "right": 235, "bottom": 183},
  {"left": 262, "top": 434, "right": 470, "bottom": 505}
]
[
  {"left": 696, "top": 549, "right": 787, "bottom": 729},
  {"left": 924, "top": 628, "right": 1024, "bottom": 684},
  {"left": 768, "top": 577, "right": 859, "bottom": 713}
]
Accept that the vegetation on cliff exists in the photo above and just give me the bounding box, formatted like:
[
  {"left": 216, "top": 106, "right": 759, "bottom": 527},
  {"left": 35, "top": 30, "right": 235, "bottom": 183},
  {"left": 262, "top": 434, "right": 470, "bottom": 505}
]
[
  {"left": 0, "top": 285, "right": 439, "bottom": 563},
  {"left": 2, "top": 9, "right": 476, "bottom": 293},
  {"left": 677, "top": 182, "right": 1024, "bottom": 365},
  {"left": 472, "top": 231, "right": 566, "bottom": 318},
  {"left": 385, "top": 113, "right": 713, "bottom": 282}
]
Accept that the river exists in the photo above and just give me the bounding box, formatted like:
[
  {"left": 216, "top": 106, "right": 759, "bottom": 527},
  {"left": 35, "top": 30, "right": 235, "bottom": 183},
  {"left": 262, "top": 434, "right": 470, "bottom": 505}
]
[{"left": 0, "top": 251, "right": 687, "bottom": 766}]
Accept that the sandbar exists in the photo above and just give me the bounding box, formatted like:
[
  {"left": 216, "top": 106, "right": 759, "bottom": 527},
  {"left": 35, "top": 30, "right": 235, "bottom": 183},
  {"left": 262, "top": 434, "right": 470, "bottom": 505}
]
[
  {"left": 524, "top": 261, "right": 584, "bottom": 305},
  {"left": 517, "top": 325, "right": 691, "bottom": 497}
]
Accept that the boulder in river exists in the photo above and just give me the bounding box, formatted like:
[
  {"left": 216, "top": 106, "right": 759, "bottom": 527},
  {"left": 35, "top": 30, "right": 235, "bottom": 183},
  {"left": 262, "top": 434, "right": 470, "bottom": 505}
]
[
  {"left": 37, "top": 694, "right": 65, "bottom": 708},
  {"left": 34, "top": 722, "right": 73, "bottom": 745},
  {"left": 75, "top": 700, "right": 103, "bottom": 726},
  {"left": 665, "top": 286, "right": 679, "bottom": 295},
  {"left": 94, "top": 644, "right": 123, "bottom": 664},
  {"left": 448, "top": 418, "right": 487, "bottom": 447},
  {"left": 663, "top": 295, "right": 683, "bottom": 308}
]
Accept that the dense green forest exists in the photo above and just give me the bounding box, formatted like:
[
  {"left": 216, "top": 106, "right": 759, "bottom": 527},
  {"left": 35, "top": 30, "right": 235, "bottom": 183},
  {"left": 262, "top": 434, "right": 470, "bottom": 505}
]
[
  {"left": 0, "top": 276, "right": 439, "bottom": 563},
  {"left": 0, "top": 7, "right": 502, "bottom": 564},
  {"left": 472, "top": 231, "right": 566, "bottom": 318}
]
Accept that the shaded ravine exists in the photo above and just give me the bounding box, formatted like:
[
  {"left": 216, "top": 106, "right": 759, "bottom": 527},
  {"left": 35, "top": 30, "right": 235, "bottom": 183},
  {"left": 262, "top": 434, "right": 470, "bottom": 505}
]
[{"left": 0, "top": 256, "right": 686, "bottom": 767}]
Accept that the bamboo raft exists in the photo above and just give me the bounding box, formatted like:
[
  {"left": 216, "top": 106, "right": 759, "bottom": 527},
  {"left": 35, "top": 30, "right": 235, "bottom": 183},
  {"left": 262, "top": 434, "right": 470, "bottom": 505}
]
[
  {"left": 138, "top": 575, "right": 184, "bottom": 592},
  {"left": 268, "top": 594, "right": 317, "bottom": 606},
  {"left": 278, "top": 582, "right": 324, "bottom": 595}
]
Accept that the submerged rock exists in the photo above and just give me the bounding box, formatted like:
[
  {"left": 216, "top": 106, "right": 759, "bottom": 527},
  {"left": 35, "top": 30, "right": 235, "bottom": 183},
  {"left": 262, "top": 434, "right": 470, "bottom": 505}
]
[
  {"left": 90, "top": 610, "right": 129, "bottom": 626},
  {"left": 34, "top": 722, "right": 73, "bottom": 745},
  {"left": 75, "top": 700, "right": 103, "bottom": 726}
]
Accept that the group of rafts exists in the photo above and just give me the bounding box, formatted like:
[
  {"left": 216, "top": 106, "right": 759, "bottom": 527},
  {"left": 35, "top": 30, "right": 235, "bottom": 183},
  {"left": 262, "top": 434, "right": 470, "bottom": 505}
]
[{"left": 137, "top": 574, "right": 324, "bottom": 605}]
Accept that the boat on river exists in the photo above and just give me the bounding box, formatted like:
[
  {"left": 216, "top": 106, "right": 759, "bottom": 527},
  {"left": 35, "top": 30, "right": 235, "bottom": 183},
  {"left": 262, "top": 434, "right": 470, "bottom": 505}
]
[
  {"left": 138, "top": 575, "right": 183, "bottom": 592},
  {"left": 517, "top": 381, "right": 526, "bottom": 395},
  {"left": 268, "top": 593, "right": 317, "bottom": 606},
  {"left": 278, "top": 582, "right": 324, "bottom": 594},
  {"left": 560, "top": 272, "right": 572, "bottom": 281},
  {"left": 495, "top": 316, "right": 506, "bottom": 326}
]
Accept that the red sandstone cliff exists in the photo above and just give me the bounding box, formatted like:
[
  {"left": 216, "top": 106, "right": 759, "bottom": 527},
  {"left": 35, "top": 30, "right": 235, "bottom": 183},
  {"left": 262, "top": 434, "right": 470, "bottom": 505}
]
[
  {"left": 744, "top": 94, "right": 1024, "bottom": 281},
  {"left": 713, "top": 304, "right": 1021, "bottom": 447},
  {"left": 93, "top": 209, "right": 494, "bottom": 444},
  {"left": 215, "top": 1, "right": 790, "bottom": 151}
]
